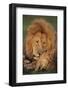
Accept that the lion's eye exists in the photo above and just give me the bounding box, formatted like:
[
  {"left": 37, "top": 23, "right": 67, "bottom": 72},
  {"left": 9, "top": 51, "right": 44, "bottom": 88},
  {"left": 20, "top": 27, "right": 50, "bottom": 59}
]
[
  {"left": 36, "top": 41, "right": 39, "bottom": 43},
  {"left": 43, "top": 42, "right": 46, "bottom": 44}
]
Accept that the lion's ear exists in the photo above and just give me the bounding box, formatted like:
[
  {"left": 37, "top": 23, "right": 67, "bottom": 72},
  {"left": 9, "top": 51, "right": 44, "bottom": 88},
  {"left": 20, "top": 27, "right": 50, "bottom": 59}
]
[{"left": 25, "top": 34, "right": 33, "bottom": 58}]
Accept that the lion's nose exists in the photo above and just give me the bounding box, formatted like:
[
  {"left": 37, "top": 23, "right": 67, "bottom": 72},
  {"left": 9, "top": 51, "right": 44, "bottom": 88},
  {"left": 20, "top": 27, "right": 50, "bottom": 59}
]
[
  {"left": 33, "top": 54, "right": 39, "bottom": 57},
  {"left": 33, "top": 54, "right": 39, "bottom": 60},
  {"left": 33, "top": 54, "right": 36, "bottom": 57},
  {"left": 33, "top": 55, "right": 39, "bottom": 60}
]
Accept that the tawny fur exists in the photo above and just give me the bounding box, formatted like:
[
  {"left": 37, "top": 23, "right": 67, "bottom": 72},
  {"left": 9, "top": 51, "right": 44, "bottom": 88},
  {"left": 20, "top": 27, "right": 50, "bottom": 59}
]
[{"left": 25, "top": 18, "right": 57, "bottom": 71}]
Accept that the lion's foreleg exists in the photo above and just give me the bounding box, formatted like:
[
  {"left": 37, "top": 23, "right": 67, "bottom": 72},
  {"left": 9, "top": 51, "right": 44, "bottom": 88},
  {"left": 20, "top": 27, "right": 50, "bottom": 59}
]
[{"left": 34, "top": 60, "right": 41, "bottom": 71}]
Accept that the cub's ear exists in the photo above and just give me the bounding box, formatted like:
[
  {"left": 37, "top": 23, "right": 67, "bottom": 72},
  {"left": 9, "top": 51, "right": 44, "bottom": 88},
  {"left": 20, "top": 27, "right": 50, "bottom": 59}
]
[{"left": 25, "top": 34, "right": 33, "bottom": 58}]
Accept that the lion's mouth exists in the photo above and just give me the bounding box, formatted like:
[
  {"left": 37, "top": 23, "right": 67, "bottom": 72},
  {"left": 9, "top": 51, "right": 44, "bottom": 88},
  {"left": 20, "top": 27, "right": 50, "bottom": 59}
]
[
  {"left": 33, "top": 49, "right": 47, "bottom": 60},
  {"left": 33, "top": 56, "right": 39, "bottom": 60}
]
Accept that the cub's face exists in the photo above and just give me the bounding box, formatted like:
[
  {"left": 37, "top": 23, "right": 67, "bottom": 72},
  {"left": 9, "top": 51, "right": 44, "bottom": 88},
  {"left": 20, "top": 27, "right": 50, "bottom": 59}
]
[{"left": 32, "top": 32, "right": 47, "bottom": 60}]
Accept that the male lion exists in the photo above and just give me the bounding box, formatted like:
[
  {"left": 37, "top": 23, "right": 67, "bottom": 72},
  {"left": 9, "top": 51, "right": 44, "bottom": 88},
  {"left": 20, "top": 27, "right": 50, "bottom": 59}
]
[{"left": 24, "top": 18, "right": 57, "bottom": 72}]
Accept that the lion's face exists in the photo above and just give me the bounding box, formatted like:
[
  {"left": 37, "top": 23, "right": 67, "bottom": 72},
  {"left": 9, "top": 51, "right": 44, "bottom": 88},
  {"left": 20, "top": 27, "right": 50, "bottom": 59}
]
[
  {"left": 32, "top": 32, "right": 48, "bottom": 60},
  {"left": 32, "top": 32, "right": 42, "bottom": 59}
]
